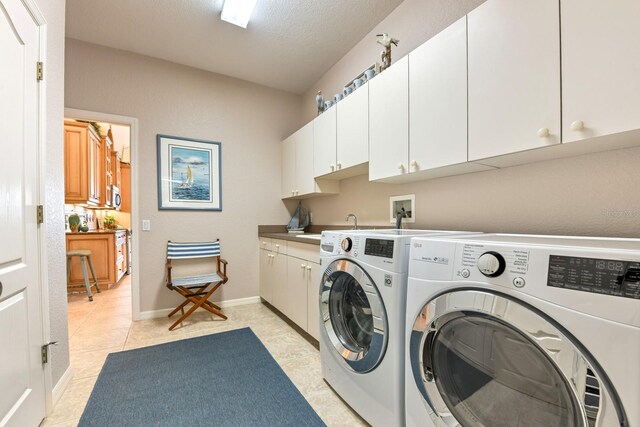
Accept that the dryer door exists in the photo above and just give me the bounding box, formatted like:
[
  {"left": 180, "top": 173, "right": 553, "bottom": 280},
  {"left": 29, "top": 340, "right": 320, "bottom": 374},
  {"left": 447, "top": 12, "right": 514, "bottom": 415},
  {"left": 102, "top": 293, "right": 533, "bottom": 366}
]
[
  {"left": 409, "top": 289, "right": 626, "bottom": 427},
  {"left": 321, "top": 259, "right": 387, "bottom": 373}
]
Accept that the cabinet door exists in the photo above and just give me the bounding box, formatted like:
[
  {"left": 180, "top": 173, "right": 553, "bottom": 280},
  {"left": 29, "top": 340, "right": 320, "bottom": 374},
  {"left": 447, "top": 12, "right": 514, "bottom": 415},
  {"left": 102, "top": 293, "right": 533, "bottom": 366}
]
[
  {"left": 306, "top": 262, "right": 321, "bottom": 341},
  {"left": 259, "top": 249, "right": 274, "bottom": 303},
  {"left": 562, "top": 0, "right": 640, "bottom": 142},
  {"left": 468, "top": 0, "right": 560, "bottom": 160},
  {"left": 369, "top": 56, "right": 409, "bottom": 180},
  {"left": 295, "top": 122, "right": 316, "bottom": 196},
  {"left": 410, "top": 17, "right": 467, "bottom": 170},
  {"left": 270, "top": 251, "right": 288, "bottom": 314},
  {"left": 313, "top": 106, "right": 337, "bottom": 177},
  {"left": 88, "top": 132, "right": 101, "bottom": 205},
  {"left": 281, "top": 136, "right": 296, "bottom": 199},
  {"left": 64, "top": 124, "right": 89, "bottom": 203},
  {"left": 285, "top": 258, "right": 308, "bottom": 330},
  {"left": 337, "top": 83, "right": 368, "bottom": 170},
  {"left": 120, "top": 164, "right": 131, "bottom": 213},
  {"left": 102, "top": 137, "right": 112, "bottom": 208},
  {"left": 66, "top": 234, "right": 115, "bottom": 286}
]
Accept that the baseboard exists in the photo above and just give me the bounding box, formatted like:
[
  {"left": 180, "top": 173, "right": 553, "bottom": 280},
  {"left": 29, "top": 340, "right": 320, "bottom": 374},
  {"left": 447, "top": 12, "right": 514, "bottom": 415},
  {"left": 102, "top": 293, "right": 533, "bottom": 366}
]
[
  {"left": 137, "top": 296, "right": 261, "bottom": 321},
  {"left": 52, "top": 365, "right": 73, "bottom": 409}
]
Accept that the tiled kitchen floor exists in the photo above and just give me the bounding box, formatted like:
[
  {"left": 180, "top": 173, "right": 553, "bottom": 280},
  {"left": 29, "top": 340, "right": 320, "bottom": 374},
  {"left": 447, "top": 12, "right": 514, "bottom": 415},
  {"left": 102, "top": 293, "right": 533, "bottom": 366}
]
[{"left": 44, "top": 277, "right": 367, "bottom": 426}]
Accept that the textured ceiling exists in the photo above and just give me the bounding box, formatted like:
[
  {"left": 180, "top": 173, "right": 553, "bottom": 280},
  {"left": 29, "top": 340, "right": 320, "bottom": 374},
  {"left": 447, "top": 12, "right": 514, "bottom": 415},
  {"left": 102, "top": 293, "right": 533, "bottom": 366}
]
[{"left": 65, "top": 0, "right": 404, "bottom": 94}]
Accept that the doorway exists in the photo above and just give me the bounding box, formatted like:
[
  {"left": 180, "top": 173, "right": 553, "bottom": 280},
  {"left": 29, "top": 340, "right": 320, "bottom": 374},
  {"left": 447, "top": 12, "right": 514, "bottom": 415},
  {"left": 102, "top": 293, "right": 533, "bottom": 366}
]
[{"left": 62, "top": 109, "right": 140, "bottom": 359}]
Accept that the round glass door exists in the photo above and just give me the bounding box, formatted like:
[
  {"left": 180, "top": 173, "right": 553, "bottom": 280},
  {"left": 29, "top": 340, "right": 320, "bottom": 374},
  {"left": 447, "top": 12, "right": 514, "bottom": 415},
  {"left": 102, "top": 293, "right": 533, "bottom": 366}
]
[
  {"left": 321, "top": 259, "right": 387, "bottom": 373},
  {"left": 410, "top": 290, "right": 626, "bottom": 427}
]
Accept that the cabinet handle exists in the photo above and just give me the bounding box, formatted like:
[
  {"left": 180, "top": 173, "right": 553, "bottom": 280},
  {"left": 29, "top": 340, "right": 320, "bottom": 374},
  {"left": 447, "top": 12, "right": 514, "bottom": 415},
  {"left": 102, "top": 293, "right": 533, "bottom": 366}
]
[
  {"left": 330, "top": 164, "right": 335, "bottom": 171},
  {"left": 291, "top": 190, "right": 295, "bottom": 196},
  {"left": 275, "top": 244, "right": 280, "bottom": 249},
  {"left": 537, "top": 128, "right": 550, "bottom": 138},
  {"left": 262, "top": 241, "right": 266, "bottom": 245},
  {"left": 337, "top": 162, "right": 342, "bottom": 170},
  {"left": 295, "top": 190, "right": 299, "bottom": 196},
  {"left": 397, "top": 163, "right": 405, "bottom": 172},
  {"left": 300, "top": 263, "right": 306, "bottom": 269},
  {"left": 570, "top": 120, "right": 584, "bottom": 131},
  {"left": 410, "top": 160, "right": 418, "bottom": 170},
  {"left": 306, "top": 266, "right": 312, "bottom": 271}
]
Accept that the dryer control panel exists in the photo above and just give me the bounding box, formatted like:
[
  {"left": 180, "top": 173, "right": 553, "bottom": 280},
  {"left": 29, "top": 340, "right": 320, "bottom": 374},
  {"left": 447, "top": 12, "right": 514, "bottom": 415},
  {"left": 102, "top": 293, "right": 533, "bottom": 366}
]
[{"left": 547, "top": 255, "right": 640, "bottom": 300}]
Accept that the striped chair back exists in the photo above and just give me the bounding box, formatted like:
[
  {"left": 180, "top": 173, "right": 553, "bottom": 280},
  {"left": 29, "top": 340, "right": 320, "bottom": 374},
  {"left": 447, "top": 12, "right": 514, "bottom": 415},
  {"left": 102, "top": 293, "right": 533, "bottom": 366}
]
[{"left": 167, "top": 241, "right": 221, "bottom": 259}]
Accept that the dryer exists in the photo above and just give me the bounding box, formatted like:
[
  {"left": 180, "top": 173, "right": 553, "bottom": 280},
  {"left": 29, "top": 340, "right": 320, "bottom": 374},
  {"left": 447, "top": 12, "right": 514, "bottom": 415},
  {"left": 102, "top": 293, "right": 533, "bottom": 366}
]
[
  {"left": 405, "top": 234, "right": 640, "bottom": 427},
  {"left": 318, "top": 229, "right": 478, "bottom": 427}
]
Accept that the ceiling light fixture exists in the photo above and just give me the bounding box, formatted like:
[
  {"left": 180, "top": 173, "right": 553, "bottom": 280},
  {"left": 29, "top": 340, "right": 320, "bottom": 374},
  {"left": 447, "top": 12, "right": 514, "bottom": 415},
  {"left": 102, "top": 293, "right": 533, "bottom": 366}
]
[{"left": 221, "top": 0, "right": 258, "bottom": 29}]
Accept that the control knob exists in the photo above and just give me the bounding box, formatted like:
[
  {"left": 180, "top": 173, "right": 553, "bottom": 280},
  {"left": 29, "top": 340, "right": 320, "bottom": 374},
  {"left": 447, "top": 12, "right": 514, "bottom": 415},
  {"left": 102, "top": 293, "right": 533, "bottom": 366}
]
[
  {"left": 341, "top": 237, "right": 353, "bottom": 252},
  {"left": 477, "top": 251, "right": 506, "bottom": 277}
]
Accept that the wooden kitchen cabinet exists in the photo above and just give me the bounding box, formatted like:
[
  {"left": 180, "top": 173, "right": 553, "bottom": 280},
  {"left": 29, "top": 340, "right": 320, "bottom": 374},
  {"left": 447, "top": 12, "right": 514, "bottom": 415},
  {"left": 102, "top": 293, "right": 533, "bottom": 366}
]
[
  {"left": 120, "top": 163, "right": 131, "bottom": 212},
  {"left": 281, "top": 122, "right": 338, "bottom": 199},
  {"left": 368, "top": 56, "right": 409, "bottom": 181},
  {"left": 66, "top": 230, "right": 127, "bottom": 288},
  {"left": 467, "top": 0, "right": 560, "bottom": 161},
  {"left": 101, "top": 135, "right": 113, "bottom": 208},
  {"left": 64, "top": 121, "right": 101, "bottom": 206},
  {"left": 561, "top": 0, "right": 640, "bottom": 143}
]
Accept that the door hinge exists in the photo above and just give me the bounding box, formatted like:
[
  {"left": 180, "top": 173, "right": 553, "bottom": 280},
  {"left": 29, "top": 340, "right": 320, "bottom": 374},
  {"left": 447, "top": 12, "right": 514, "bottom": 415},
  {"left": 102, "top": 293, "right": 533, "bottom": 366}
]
[
  {"left": 37, "top": 205, "right": 44, "bottom": 224},
  {"left": 41, "top": 341, "right": 58, "bottom": 364},
  {"left": 37, "top": 61, "right": 43, "bottom": 81}
]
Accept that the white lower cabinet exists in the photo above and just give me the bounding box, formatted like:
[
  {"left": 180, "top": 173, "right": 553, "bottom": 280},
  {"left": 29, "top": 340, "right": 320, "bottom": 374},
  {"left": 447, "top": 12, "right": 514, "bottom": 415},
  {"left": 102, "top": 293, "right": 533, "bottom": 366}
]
[{"left": 258, "top": 238, "right": 321, "bottom": 340}]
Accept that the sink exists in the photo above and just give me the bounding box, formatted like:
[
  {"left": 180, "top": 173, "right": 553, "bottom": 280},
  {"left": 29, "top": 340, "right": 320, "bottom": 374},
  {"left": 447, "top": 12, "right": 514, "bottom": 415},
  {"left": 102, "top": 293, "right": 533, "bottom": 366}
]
[{"left": 295, "top": 234, "right": 322, "bottom": 240}]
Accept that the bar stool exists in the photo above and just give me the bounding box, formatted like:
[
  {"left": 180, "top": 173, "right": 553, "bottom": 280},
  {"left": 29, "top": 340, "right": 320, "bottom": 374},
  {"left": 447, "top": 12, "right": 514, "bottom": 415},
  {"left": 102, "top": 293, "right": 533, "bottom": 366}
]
[{"left": 66, "top": 250, "right": 101, "bottom": 301}]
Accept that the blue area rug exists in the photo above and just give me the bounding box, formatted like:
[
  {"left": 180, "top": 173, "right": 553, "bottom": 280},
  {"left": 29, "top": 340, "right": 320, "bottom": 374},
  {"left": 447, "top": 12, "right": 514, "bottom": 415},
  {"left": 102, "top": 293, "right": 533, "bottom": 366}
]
[{"left": 79, "top": 328, "right": 325, "bottom": 426}]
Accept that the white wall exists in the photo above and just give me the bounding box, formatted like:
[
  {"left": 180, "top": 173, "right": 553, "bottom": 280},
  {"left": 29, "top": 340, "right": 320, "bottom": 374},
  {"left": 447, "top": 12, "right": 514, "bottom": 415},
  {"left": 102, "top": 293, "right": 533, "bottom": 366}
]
[
  {"left": 35, "top": 0, "right": 69, "bottom": 388},
  {"left": 300, "top": 0, "right": 640, "bottom": 239},
  {"left": 65, "top": 39, "right": 302, "bottom": 313}
]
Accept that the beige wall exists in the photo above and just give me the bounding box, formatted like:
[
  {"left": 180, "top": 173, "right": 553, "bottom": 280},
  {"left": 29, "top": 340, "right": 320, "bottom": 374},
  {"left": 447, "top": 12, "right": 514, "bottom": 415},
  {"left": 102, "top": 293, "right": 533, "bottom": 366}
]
[
  {"left": 35, "top": 0, "right": 69, "bottom": 387},
  {"left": 65, "top": 39, "right": 301, "bottom": 313},
  {"left": 301, "top": 0, "right": 640, "bottom": 238},
  {"left": 302, "top": 0, "right": 486, "bottom": 122}
]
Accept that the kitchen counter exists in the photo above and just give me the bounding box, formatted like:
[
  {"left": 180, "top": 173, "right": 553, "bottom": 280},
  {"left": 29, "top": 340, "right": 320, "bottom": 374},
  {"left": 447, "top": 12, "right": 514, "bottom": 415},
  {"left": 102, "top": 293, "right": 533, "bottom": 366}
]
[
  {"left": 257, "top": 224, "right": 394, "bottom": 246},
  {"left": 66, "top": 229, "right": 128, "bottom": 235}
]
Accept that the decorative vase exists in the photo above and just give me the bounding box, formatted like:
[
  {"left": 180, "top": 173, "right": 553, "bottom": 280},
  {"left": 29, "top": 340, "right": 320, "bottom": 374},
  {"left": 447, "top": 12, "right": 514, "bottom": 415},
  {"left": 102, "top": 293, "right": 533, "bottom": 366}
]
[{"left": 68, "top": 214, "right": 80, "bottom": 232}]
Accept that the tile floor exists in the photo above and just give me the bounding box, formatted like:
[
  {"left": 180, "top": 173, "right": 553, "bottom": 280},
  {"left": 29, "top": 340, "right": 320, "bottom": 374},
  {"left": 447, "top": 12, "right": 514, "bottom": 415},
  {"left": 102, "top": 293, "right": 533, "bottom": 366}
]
[{"left": 44, "top": 276, "right": 367, "bottom": 426}]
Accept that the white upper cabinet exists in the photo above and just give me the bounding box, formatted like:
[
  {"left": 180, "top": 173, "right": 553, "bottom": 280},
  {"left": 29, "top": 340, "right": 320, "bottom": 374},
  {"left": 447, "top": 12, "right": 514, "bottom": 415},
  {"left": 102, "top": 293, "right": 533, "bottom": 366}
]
[
  {"left": 281, "top": 135, "right": 296, "bottom": 199},
  {"left": 369, "top": 56, "right": 409, "bottom": 181},
  {"left": 295, "top": 122, "right": 316, "bottom": 196},
  {"left": 468, "top": 0, "right": 561, "bottom": 161},
  {"left": 409, "top": 16, "right": 468, "bottom": 171},
  {"left": 561, "top": 0, "right": 640, "bottom": 143},
  {"left": 281, "top": 122, "right": 339, "bottom": 199},
  {"left": 337, "top": 84, "right": 369, "bottom": 172},
  {"left": 313, "top": 106, "right": 337, "bottom": 177}
]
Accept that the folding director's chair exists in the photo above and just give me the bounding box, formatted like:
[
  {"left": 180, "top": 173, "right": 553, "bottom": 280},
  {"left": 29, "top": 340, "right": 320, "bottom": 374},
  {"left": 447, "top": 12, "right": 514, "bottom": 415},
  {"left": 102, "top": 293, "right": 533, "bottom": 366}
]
[{"left": 165, "top": 240, "right": 228, "bottom": 331}]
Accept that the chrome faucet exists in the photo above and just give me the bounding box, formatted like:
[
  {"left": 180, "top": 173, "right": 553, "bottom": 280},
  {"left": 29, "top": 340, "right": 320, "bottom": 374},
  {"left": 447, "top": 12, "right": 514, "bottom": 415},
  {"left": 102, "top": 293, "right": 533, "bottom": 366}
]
[
  {"left": 345, "top": 213, "right": 358, "bottom": 230},
  {"left": 395, "top": 208, "right": 407, "bottom": 229}
]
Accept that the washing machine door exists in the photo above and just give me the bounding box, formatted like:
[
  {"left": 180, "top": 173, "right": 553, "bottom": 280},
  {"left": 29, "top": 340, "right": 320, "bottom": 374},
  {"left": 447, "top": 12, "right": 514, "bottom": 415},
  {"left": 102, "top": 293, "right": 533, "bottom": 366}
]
[
  {"left": 409, "top": 289, "right": 626, "bottom": 427},
  {"left": 320, "top": 259, "right": 387, "bottom": 373}
]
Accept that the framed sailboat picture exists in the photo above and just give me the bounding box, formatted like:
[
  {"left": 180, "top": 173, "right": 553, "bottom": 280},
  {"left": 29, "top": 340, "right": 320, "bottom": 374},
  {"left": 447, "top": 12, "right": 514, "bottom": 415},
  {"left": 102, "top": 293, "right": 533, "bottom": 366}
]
[{"left": 157, "top": 134, "right": 222, "bottom": 211}]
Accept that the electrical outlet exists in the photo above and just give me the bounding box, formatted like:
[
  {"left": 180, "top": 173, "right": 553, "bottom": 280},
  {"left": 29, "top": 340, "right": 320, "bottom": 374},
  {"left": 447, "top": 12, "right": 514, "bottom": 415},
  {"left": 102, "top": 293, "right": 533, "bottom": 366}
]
[{"left": 142, "top": 220, "right": 151, "bottom": 231}]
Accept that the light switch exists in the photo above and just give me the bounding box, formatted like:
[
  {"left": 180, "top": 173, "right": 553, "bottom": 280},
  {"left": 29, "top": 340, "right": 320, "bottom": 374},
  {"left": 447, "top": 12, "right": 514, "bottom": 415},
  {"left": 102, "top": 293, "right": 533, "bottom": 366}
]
[{"left": 142, "top": 220, "right": 151, "bottom": 231}]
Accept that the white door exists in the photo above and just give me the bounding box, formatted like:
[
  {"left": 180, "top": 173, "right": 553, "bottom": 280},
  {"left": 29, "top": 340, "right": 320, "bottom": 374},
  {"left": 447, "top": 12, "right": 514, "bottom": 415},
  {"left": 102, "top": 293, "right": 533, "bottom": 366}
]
[
  {"left": 468, "top": 0, "right": 560, "bottom": 161},
  {"left": 409, "top": 16, "right": 467, "bottom": 171},
  {"left": 313, "top": 106, "right": 337, "bottom": 178},
  {"left": 294, "top": 122, "right": 315, "bottom": 196},
  {"left": 561, "top": 0, "right": 640, "bottom": 143},
  {"left": 0, "top": 0, "right": 46, "bottom": 426},
  {"left": 280, "top": 136, "right": 295, "bottom": 199},
  {"left": 337, "top": 84, "right": 368, "bottom": 171},
  {"left": 369, "top": 56, "right": 409, "bottom": 181}
]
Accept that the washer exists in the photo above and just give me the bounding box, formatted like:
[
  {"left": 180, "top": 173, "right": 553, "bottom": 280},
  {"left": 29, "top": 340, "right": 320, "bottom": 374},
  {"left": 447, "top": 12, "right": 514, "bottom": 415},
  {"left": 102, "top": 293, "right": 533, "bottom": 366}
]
[
  {"left": 405, "top": 234, "right": 640, "bottom": 427},
  {"left": 318, "top": 229, "right": 478, "bottom": 427}
]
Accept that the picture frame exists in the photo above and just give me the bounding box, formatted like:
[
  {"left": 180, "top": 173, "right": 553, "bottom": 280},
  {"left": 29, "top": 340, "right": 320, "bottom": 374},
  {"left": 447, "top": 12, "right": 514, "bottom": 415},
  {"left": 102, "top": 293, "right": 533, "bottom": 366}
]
[
  {"left": 389, "top": 194, "right": 415, "bottom": 224},
  {"left": 157, "top": 134, "right": 222, "bottom": 211}
]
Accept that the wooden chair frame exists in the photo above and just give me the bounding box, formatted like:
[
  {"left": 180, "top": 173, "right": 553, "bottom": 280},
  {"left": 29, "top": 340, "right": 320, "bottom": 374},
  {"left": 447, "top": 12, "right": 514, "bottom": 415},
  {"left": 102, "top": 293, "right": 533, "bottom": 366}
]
[{"left": 165, "top": 240, "right": 228, "bottom": 331}]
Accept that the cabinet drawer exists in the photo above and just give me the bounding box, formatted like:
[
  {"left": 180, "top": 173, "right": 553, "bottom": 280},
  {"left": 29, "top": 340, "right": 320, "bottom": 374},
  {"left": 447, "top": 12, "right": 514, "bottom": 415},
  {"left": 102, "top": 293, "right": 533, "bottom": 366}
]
[
  {"left": 287, "top": 241, "right": 320, "bottom": 264},
  {"left": 258, "top": 238, "right": 287, "bottom": 255}
]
